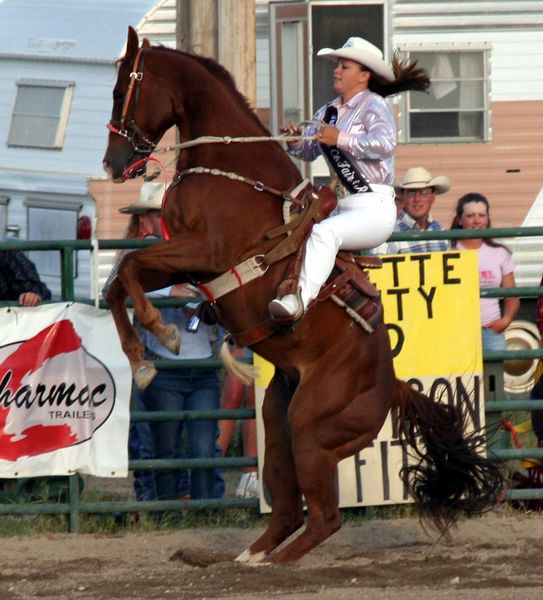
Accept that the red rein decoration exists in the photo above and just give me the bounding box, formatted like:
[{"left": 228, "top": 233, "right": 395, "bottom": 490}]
[
  {"left": 120, "top": 156, "right": 162, "bottom": 181},
  {"left": 106, "top": 123, "right": 170, "bottom": 239}
]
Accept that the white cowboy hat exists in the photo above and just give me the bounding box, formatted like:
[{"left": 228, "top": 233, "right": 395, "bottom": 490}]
[
  {"left": 398, "top": 167, "right": 451, "bottom": 195},
  {"left": 119, "top": 182, "right": 165, "bottom": 214},
  {"left": 317, "top": 37, "right": 394, "bottom": 82}
]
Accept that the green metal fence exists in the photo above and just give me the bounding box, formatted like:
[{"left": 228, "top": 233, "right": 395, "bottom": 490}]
[{"left": 0, "top": 227, "right": 542, "bottom": 529}]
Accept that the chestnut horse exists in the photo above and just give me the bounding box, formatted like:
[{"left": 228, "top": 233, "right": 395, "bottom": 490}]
[{"left": 103, "top": 27, "right": 501, "bottom": 564}]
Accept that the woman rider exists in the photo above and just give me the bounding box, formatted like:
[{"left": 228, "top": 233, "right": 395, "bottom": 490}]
[{"left": 269, "top": 37, "right": 430, "bottom": 319}]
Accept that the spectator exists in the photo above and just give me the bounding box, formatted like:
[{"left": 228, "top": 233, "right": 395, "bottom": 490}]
[
  {"left": 269, "top": 37, "right": 430, "bottom": 319},
  {"left": 217, "top": 344, "right": 258, "bottom": 498},
  {"left": 393, "top": 184, "right": 404, "bottom": 218},
  {"left": 104, "top": 182, "right": 223, "bottom": 508},
  {"left": 142, "top": 283, "right": 222, "bottom": 505},
  {"left": 0, "top": 250, "right": 51, "bottom": 306},
  {"left": 0, "top": 248, "right": 52, "bottom": 500},
  {"left": 385, "top": 166, "right": 451, "bottom": 254},
  {"left": 103, "top": 182, "right": 166, "bottom": 503},
  {"left": 451, "top": 192, "right": 519, "bottom": 351}
]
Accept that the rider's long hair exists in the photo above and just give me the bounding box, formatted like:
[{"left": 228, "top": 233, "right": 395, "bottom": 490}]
[{"left": 370, "top": 51, "right": 430, "bottom": 97}]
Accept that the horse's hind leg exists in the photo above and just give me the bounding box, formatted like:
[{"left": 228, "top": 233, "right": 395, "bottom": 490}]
[
  {"left": 236, "top": 370, "right": 304, "bottom": 563},
  {"left": 268, "top": 448, "right": 341, "bottom": 564},
  {"left": 267, "top": 364, "right": 392, "bottom": 564}
]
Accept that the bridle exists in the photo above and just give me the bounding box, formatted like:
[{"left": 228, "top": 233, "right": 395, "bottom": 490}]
[
  {"left": 105, "top": 45, "right": 317, "bottom": 187},
  {"left": 106, "top": 47, "right": 157, "bottom": 156}
]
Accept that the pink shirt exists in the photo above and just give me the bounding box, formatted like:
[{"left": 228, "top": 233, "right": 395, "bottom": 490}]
[{"left": 457, "top": 242, "right": 515, "bottom": 326}]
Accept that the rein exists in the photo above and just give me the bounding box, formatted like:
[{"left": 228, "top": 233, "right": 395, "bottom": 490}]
[
  {"left": 174, "top": 166, "right": 297, "bottom": 202},
  {"left": 153, "top": 129, "right": 317, "bottom": 154},
  {"left": 122, "top": 129, "right": 317, "bottom": 182}
]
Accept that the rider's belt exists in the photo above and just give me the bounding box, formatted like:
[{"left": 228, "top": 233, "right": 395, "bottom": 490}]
[{"left": 338, "top": 184, "right": 394, "bottom": 211}]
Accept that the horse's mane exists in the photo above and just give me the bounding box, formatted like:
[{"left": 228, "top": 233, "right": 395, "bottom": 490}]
[{"left": 151, "top": 45, "right": 270, "bottom": 134}]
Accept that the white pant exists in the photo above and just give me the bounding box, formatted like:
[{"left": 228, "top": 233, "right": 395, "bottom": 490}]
[{"left": 298, "top": 184, "right": 396, "bottom": 308}]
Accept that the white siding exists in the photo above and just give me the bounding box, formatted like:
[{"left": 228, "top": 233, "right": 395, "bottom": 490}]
[
  {"left": 138, "top": 0, "right": 176, "bottom": 47},
  {"left": 392, "top": 1, "right": 543, "bottom": 102},
  {"left": 0, "top": 59, "right": 116, "bottom": 175}
]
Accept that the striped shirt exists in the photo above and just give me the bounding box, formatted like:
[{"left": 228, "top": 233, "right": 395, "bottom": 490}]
[{"left": 384, "top": 210, "right": 450, "bottom": 254}]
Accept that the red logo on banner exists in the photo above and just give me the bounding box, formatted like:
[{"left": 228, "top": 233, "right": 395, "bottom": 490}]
[{"left": 0, "top": 319, "right": 116, "bottom": 461}]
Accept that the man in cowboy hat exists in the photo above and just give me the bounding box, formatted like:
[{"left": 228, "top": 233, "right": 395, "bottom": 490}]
[
  {"left": 385, "top": 166, "right": 452, "bottom": 254},
  {"left": 105, "top": 182, "right": 225, "bottom": 510}
]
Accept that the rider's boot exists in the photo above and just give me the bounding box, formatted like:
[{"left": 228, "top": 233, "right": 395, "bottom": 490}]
[{"left": 268, "top": 288, "right": 305, "bottom": 321}]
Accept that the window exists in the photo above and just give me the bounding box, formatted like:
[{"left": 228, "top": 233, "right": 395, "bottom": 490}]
[
  {"left": 26, "top": 201, "right": 80, "bottom": 277},
  {"left": 8, "top": 79, "right": 74, "bottom": 149},
  {"left": 398, "top": 44, "right": 491, "bottom": 143},
  {"left": 311, "top": 3, "right": 384, "bottom": 113}
]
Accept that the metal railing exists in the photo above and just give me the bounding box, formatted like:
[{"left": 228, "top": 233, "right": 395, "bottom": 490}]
[{"left": 0, "top": 226, "right": 542, "bottom": 527}]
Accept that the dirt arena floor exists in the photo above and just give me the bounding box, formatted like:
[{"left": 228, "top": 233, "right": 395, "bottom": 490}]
[{"left": 0, "top": 508, "right": 542, "bottom": 600}]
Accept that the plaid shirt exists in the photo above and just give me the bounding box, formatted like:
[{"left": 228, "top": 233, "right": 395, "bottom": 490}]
[
  {"left": 0, "top": 250, "right": 51, "bottom": 301},
  {"left": 385, "top": 210, "right": 450, "bottom": 254}
]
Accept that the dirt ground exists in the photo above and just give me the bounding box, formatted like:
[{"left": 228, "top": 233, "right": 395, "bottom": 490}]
[{"left": 0, "top": 508, "right": 542, "bottom": 600}]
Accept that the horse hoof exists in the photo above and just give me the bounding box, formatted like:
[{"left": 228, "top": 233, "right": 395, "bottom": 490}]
[
  {"left": 160, "top": 323, "right": 180, "bottom": 354},
  {"left": 134, "top": 361, "right": 157, "bottom": 390},
  {"left": 235, "top": 549, "right": 267, "bottom": 564}
]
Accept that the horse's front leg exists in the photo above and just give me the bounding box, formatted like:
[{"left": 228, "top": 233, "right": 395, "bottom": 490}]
[
  {"left": 113, "top": 237, "right": 228, "bottom": 389},
  {"left": 105, "top": 277, "right": 151, "bottom": 387}
]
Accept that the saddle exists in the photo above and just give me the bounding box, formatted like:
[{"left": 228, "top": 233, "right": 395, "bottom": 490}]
[
  {"left": 214, "top": 184, "right": 383, "bottom": 347},
  {"left": 313, "top": 251, "right": 383, "bottom": 332},
  {"left": 270, "top": 181, "right": 383, "bottom": 332}
]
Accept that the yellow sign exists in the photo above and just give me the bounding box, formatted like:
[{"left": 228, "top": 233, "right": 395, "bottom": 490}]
[
  {"left": 370, "top": 250, "right": 482, "bottom": 376},
  {"left": 254, "top": 251, "right": 483, "bottom": 510}
]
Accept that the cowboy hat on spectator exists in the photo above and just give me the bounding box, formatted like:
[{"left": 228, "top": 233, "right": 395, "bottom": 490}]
[
  {"left": 397, "top": 167, "right": 451, "bottom": 195},
  {"left": 119, "top": 182, "right": 165, "bottom": 214}
]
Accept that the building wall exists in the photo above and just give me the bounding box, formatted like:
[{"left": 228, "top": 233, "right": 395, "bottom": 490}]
[
  {"left": 392, "top": 0, "right": 543, "bottom": 284},
  {"left": 395, "top": 100, "right": 543, "bottom": 229},
  {"left": 0, "top": 59, "right": 114, "bottom": 176}
]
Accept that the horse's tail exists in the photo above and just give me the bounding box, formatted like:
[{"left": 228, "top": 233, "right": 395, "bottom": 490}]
[
  {"left": 393, "top": 379, "right": 503, "bottom": 535},
  {"left": 219, "top": 340, "right": 258, "bottom": 385}
]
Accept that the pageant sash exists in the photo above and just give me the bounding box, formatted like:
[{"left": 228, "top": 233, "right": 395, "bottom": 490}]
[{"left": 320, "top": 105, "right": 372, "bottom": 194}]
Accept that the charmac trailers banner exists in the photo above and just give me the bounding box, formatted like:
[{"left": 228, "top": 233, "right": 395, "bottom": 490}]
[
  {"left": 255, "top": 250, "right": 483, "bottom": 510},
  {"left": 0, "top": 303, "right": 132, "bottom": 477}
]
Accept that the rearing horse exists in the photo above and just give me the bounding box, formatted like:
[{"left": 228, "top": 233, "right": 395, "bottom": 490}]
[{"left": 103, "top": 27, "right": 501, "bottom": 564}]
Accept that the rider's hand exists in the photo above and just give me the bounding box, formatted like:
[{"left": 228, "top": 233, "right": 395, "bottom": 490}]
[
  {"left": 280, "top": 122, "right": 301, "bottom": 135},
  {"left": 316, "top": 125, "right": 339, "bottom": 146}
]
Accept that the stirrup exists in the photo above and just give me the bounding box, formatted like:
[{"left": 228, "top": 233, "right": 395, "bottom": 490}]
[{"left": 268, "top": 289, "right": 304, "bottom": 322}]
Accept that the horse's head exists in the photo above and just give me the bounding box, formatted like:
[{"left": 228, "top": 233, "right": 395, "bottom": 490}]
[{"left": 103, "top": 27, "right": 174, "bottom": 182}]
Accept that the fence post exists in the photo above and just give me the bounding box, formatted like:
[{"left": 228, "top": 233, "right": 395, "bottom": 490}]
[{"left": 68, "top": 475, "right": 81, "bottom": 532}]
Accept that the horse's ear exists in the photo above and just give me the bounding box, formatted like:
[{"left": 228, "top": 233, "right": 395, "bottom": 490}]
[
  {"left": 142, "top": 37, "right": 151, "bottom": 49},
  {"left": 127, "top": 26, "right": 139, "bottom": 54}
]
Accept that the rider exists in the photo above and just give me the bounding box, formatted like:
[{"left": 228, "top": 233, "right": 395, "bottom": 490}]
[{"left": 269, "top": 37, "right": 430, "bottom": 320}]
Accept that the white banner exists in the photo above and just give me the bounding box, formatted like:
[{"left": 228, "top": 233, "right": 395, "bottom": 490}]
[{"left": 0, "top": 303, "right": 132, "bottom": 477}]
